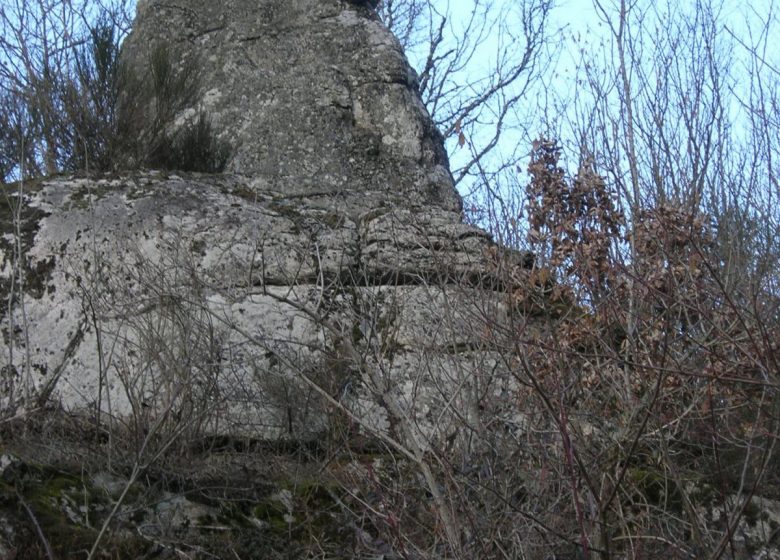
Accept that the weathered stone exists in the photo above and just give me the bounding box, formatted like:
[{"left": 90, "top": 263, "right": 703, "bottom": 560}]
[
  {"left": 360, "top": 209, "right": 494, "bottom": 283},
  {"left": 1, "top": 169, "right": 515, "bottom": 440},
  {"left": 697, "top": 495, "right": 780, "bottom": 560},
  {"left": 0, "top": 0, "right": 523, "bottom": 444},
  {"left": 123, "top": 0, "right": 460, "bottom": 212}
]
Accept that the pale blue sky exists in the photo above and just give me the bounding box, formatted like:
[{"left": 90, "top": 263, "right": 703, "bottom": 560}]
[
  {"left": 11, "top": 0, "right": 774, "bottom": 195},
  {"left": 422, "top": 0, "right": 779, "bottom": 193}
]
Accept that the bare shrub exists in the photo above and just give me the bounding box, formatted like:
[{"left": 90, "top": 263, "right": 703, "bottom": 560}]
[
  {"left": 0, "top": 2, "right": 228, "bottom": 179},
  {"left": 294, "top": 140, "right": 779, "bottom": 559},
  {"left": 472, "top": 139, "right": 780, "bottom": 559},
  {"left": 120, "top": 43, "right": 229, "bottom": 173}
]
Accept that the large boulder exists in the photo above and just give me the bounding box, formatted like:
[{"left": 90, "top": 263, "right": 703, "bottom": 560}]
[
  {"left": 123, "top": 0, "right": 460, "bottom": 211},
  {"left": 0, "top": 0, "right": 524, "bottom": 444}
]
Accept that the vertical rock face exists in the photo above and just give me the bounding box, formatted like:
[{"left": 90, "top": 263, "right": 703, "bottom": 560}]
[
  {"left": 0, "top": 0, "right": 527, "bottom": 441},
  {"left": 123, "top": 0, "right": 460, "bottom": 211}
]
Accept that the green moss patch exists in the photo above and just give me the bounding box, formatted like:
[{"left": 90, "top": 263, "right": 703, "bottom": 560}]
[{"left": 0, "top": 458, "right": 152, "bottom": 559}]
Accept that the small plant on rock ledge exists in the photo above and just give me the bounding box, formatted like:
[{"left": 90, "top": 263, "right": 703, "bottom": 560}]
[
  {"left": 0, "top": 3, "right": 230, "bottom": 180},
  {"left": 118, "top": 42, "right": 230, "bottom": 174}
]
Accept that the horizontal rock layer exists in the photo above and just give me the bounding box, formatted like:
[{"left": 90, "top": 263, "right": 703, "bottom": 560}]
[{"left": 1, "top": 173, "right": 523, "bottom": 440}]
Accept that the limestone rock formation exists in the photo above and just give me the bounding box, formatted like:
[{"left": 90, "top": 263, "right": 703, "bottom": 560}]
[
  {"left": 125, "top": 0, "right": 460, "bottom": 211},
  {"left": 4, "top": 3, "right": 780, "bottom": 559},
  {"left": 0, "top": 0, "right": 521, "bottom": 442}
]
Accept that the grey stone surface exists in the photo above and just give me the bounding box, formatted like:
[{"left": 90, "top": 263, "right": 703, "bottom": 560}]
[
  {"left": 0, "top": 0, "right": 527, "bottom": 442},
  {"left": 123, "top": 0, "right": 461, "bottom": 212},
  {"left": 0, "top": 172, "right": 511, "bottom": 439}
]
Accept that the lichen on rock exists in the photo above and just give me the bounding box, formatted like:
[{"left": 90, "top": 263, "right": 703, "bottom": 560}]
[
  {"left": 0, "top": 2, "right": 538, "bottom": 557},
  {"left": 121, "top": 0, "right": 460, "bottom": 212}
]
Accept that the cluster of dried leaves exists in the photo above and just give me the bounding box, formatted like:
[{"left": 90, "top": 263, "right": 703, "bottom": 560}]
[{"left": 478, "top": 138, "right": 780, "bottom": 558}]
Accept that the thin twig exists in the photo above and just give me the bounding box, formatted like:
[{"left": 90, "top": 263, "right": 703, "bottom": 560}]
[{"left": 16, "top": 488, "right": 55, "bottom": 560}]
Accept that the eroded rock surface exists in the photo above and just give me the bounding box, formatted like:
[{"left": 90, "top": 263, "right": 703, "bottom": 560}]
[
  {"left": 1, "top": 0, "right": 513, "bottom": 441},
  {"left": 1, "top": 169, "right": 508, "bottom": 440},
  {"left": 124, "top": 0, "right": 460, "bottom": 211}
]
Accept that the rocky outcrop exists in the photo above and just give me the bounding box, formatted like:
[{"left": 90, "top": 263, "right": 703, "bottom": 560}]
[
  {"left": 1, "top": 171, "right": 510, "bottom": 439},
  {"left": 0, "top": 0, "right": 521, "bottom": 444},
  {"left": 3, "top": 3, "right": 780, "bottom": 559},
  {"left": 124, "top": 0, "right": 460, "bottom": 211}
]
